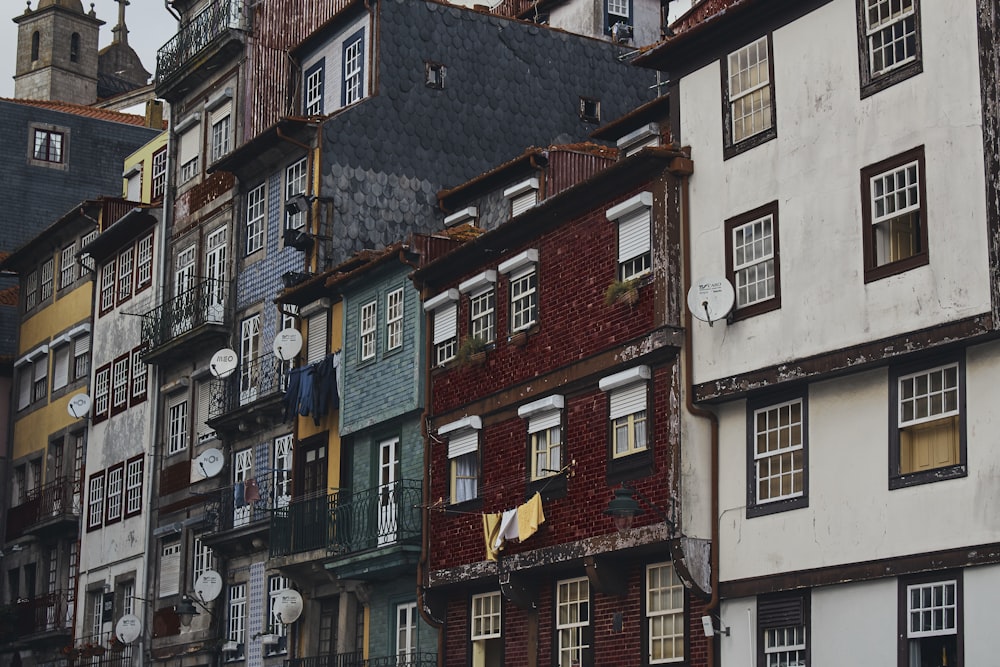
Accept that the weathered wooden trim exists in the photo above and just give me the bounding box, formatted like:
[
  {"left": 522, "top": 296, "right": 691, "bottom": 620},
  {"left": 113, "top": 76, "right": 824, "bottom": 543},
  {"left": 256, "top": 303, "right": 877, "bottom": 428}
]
[
  {"left": 431, "top": 326, "right": 683, "bottom": 426},
  {"left": 427, "top": 523, "right": 670, "bottom": 589},
  {"left": 694, "top": 314, "right": 994, "bottom": 402},
  {"left": 978, "top": 0, "right": 1000, "bottom": 323},
  {"left": 720, "top": 541, "right": 1000, "bottom": 599}
]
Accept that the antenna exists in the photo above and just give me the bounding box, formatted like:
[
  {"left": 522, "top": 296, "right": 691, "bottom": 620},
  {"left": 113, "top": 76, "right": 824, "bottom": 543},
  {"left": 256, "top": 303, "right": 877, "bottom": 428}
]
[
  {"left": 194, "top": 448, "right": 223, "bottom": 478},
  {"left": 272, "top": 328, "right": 303, "bottom": 361},
  {"left": 68, "top": 393, "right": 93, "bottom": 419},
  {"left": 210, "top": 349, "right": 238, "bottom": 378}
]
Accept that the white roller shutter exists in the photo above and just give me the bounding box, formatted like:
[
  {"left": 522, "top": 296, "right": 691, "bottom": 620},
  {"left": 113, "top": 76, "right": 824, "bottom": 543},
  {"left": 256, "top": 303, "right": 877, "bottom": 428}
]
[
  {"left": 178, "top": 125, "right": 200, "bottom": 167},
  {"left": 307, "top": 311, "right": 328, "bottom": 363},
  {"left": 210, "top": 100, "right": 232, "bottom": 128},
  {"left": 52, "top": 345, "right": 70, "bottom": 390},
  {"left": 448, "top": 429, "right": 479, "bottom": 459},
  {"left": 196, "top": 382, "right": 215, "bottom": 443},
  {"left": 18, "top": 367, "right": 31, "bottom": 409},
  {"left": 511, "top": 191, "right": 537, "bottom": 217},
  {"left": 609, "top": 383, "right": 646, "bottom": 420},
  {"left": 433, "top": 303, "right": 457, "bottom": 345},
  {"left": 618, "top": 209, "right": 650, "bottom": 263},
  {"left": 159, "top": 543, "right": 181, "bottom": 597},
  {"left": 528, "top": 410, "right": 561, "bottom": 434}
]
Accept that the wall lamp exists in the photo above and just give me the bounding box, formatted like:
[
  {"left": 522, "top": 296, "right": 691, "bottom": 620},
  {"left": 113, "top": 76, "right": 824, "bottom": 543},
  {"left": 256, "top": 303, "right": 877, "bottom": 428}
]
[
  {"left": 175, "top": 594, "right": 213, "bottom": 628},
  {"left": 604, "top": 485, "right": 676, "bottom": 536}
]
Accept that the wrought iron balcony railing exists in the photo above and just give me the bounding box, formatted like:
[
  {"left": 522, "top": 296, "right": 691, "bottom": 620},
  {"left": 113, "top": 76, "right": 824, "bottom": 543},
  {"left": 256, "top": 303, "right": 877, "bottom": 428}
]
[
  {"left": 156, "top": 0, "right": 251, "bottom": 84},
  {"left": 330, "top": 480, "right": 422, "bottom": 557},
  {"left": 205, "top": 471, "right": 280, "bottom": 533},
  {"left": 209, "top": 351, "right": 287, "bottom": 420},
  {"left": 72, "top": 631, "right": 135, "bottom": 667},
  {"left": 141, "top": 278, "right": 228, "bottom": 353},
  {"left": 6, "top": 590, "right": 74, "bottom": 638},
  {"left": 285, "top": 652, "right": 437, "bottom": 667},
  {"left": 270, "top": 490, "right": 341, "bottom": 558},
  {"left": 26, "top": 476, "right": 80, "bottom": 525}
]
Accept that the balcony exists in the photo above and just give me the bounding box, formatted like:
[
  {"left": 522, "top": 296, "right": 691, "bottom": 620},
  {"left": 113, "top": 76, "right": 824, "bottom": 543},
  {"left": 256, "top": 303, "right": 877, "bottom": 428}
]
[
  {"left": 72, "top": 632, "right": 135, "bottom": 667},
  {"left": 325, "top": 480, "right": 422, "bottom": 581},
  {"left": 1, "top": 590, "right": 74, "bottom": 646},
  {"left": 269, "top": 491, "right": 340, "bottom": 559},
  {"left": 202, "top": 471, "right": 279, "bottom": 555},
  {"left": 285, "top": 652, "right": 438, "bottom": 667},
  {"left": 156, "top": 0, "right": 252, "bottom": 98},
  {"left": 208, "top": 352, "right": 287, "bottom": 434},
  {"left": 24, "top": 476, "right": 80, "bottom": 539},
  {"left": 141, "top": 278, "right": 229, "bottom": 364}
]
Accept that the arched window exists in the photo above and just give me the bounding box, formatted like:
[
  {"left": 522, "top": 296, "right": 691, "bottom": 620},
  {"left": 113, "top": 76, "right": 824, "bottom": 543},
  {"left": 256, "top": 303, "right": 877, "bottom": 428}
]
[
  {"left": 70, "top": 33, "right": 80, "bottom": 63},
  {"left": 31, "top": 31, "right": 40, "bottom": 62}
]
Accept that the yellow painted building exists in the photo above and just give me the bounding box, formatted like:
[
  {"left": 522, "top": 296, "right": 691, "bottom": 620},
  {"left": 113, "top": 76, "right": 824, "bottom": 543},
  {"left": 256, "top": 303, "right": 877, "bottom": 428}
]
[{"left": 122, "top": 131, "right": 169, "bottom": 205}]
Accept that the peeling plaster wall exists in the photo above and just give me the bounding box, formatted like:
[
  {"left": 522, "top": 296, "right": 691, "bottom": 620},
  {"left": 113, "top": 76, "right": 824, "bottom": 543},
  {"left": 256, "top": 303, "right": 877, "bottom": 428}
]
[
  {"left": 715, "top": 338, "right": 1000, "bottom": 583},
  {"left": 680, "top": 0, "right": 989, "bottom": 383}
]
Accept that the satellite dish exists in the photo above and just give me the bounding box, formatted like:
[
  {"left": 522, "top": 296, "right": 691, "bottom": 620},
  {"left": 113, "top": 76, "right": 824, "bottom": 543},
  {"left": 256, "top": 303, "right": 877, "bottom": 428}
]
[
  {"left": 115, "top": 613, "right": 142, "bottom": 644},
  {"left": 195, "top": 448, "right": 224, "bottom": 478},
  {"left": 67, "top": 393, "right": 92, "bottom": 419},
  {"left": 272, "top": 328, "right": 303, "bottom": 361},
  {"left": 194, "top": 569, "right": 223, "bottom": 602},
  {"left": 687, "top": 276, "right": 735, "bottom": 326},
  {"left": 210, "top": 348, "right": 238, "bottom": 378},
  {"left": 273, "top": 589, "right": 303, "bottom": 624}
]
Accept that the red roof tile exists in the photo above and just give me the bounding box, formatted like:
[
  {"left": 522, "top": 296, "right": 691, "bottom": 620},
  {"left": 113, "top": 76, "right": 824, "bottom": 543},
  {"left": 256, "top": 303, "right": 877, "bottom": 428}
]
[
  {"left": 0, "top": 286, "right": 19, "bottom": 307},
  {"left": 1, "top": 98, "right": 158, "bottom": 127}
]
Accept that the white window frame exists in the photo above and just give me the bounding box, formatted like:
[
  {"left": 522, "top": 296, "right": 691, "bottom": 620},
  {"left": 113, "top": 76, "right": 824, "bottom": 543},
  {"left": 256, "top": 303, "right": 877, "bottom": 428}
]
[
  {"left": 343, "top": 32, "right": 365, "bottom": 106},
  {"left": 600, "top": 366, "right": 651, "bottom": 459},
  {"left": 460, "top": 270, "right": 498, "bottom": 345},
  {"left": 471, "top": 591, "right": 502, "bottom": 641},
  {"left": 245, "top": 183, "right": 266, "bottom": 256},
  {"left": 647, "top": 562, "right": 684, "bottom": 664},
  {"left": 440, "top": 416, "right": 482, "bottom": 504},
  {"left": 865, "top": 0, "right": 918, "bottom": 76},
  {"left": 732, "top": 213, "right": 776, "bottom": 308},
  {"left": 556, "top": 577, "right": 590, "bottom": 667},
  {"left": 117, "top": 245, "right": 134, "bottom": 304},
  {"left": 87, "top": 472, "right": 104, "bottom": 530},
  {"left": 131, "top": 349, "right": 147, "bottom": 402},
  {"left": 93, "top": 364, "right": 111, "bottom": 418},
  {"left": 727, "top": 36, "right": 773, "bottom": 144},
  {"left": 192, "top": 536, "right": 215, "bottom": 587},
  {"left": 304, "top": 61, "right": 324, "bottom": 115},
  {"left": 499, "top": 250, "right": 538, "bottom": 333},
  {"left": 59, "top": 243, "right": 76, "bottom": 289},
  {"left": 267, "top": 576, "right": 290, "bottom": 648},
  {"left": 386, "top": 287, "right": 404, "bottom": 351},
  {"left": 151, "top": 148, "right": 167, "bottom": 199},
  {"left": 519, "top": 395, "right": 564, "bottom": 481},
  {"left": 227, "top": 583, "right": 247, "bottom": 657},
  {"left": 136, "top": 233, "right": 154, "bottom": 290},
  {"left": 125, "top": 456, "right": 143, "bottom": 517},
  {"left": 105, "top": 464, "right": 123, "bottom": 523},
  {"left": 898, "top": 363, "right": 959, "bottom": 429},
  {"left": 285, "top": 158, "right": 308, "bottom": 230},
  {"left": 424, "top": 290, "right": 458, "bottom": 365},
  {"left": 360, "top": 299, "right": 378, "bottom": 361},
  {"left": 40, "top": 257, "right": 54, "bottom": 301},
  {"left": 753, "top": 398, "right": 804, "bottom": 505},
  {"left": 100, "top": 260, "right": 116, "bottom": 313},
  {"left": 870, "top": 157, "right": 921, "bottom": 268},
  {"left": 25, "top": 269, "right": 38, "bottom": 310},
  {"left": 211, "top": 112, "right": 231, "bottom": 163},
  {"left": 112, "top": 355, "right": 130, "bottom": 412},
  {"left": 607, "top": 192, "right": 652, "bottom": 282},
  {"left": 167, "top": 397, "right": 188, "bottom": 455}
]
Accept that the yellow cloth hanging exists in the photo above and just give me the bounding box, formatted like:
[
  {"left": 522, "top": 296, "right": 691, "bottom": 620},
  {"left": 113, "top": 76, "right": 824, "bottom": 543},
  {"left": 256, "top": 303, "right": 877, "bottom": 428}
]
[
  {"left": 483, "top": 512, "right": 502, "bottom": 561},
  {"left": 517, "top": 491, "right": 545, "bottom": 541}
]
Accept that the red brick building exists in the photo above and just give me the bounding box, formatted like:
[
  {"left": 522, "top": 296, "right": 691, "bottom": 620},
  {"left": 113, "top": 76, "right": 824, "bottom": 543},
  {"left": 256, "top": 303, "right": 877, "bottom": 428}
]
[{"left": 413, "top": 139, "right": 709, "bottom": 667}]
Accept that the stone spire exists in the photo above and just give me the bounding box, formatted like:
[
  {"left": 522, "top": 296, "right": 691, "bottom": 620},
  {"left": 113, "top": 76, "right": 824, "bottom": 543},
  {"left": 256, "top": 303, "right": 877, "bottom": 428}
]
[{"left": 111, "top": 0, "right": 129, "bottom": 45}]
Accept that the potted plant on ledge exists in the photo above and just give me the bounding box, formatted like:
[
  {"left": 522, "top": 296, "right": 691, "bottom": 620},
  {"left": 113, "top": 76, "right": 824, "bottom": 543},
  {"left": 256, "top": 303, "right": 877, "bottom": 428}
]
[
  {"left": 456, "top": 335, "right": 488, "bottom": 366},
  {"left": 605, "top": 278, "right": 639, "bottom": 307}
]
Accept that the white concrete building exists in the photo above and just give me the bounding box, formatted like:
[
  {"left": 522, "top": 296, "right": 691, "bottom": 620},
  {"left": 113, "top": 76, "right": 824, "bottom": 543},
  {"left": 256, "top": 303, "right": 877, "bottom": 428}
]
[
  {"left": 638, "top": 0, "right": 1000, "bottom": 664},
  {"left": 76, "top": 205, "right": 162, "bottom": 661}
]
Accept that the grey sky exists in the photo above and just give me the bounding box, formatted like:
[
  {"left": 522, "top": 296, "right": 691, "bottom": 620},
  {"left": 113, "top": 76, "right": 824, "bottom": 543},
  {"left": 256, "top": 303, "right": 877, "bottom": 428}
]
[{"left": 0, "top": 0, "right": 176, "bottom": 100}]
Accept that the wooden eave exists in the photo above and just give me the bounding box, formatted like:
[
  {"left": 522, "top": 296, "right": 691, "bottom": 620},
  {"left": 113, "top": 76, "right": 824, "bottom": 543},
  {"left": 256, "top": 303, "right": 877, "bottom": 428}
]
[
  {"left": 590, "top": 94, "right": 670, "bottom": 141},
  {"left": 208, "top": 118, "right": 318, "bottom": 179},
  {"left": 83, "top": 207, "right": 158, "bottom": 263},
  {"left": 0, "top": 200, "right": 104, "bottom": 272},
  {"left": 415, "top": 146, "right": 687, "bottom": 287},
  {"left": 437, "top": 148, "right": 546, "bottom": 212}
]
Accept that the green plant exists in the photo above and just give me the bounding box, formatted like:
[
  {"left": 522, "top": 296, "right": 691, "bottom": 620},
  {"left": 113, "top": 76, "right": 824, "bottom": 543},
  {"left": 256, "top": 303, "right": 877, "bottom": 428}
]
[
  {"left": 455, "top": 335, "right": 488, "bottom": 365},
  {"left": 605, "top": 278, "right": 639, "bottom": 306}
]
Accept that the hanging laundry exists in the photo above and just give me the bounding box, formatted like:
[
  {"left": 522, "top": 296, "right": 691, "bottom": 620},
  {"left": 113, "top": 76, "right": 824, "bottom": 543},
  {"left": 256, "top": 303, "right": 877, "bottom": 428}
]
[
  {"left": 483, "top": 512, "right": 502, "bottom": 561},
  {"left": 244, "top": 477, "right": 261, "bottom": 503},
  {"left": 233, "top": 481, "right": 245, "bottom": 508},
  {"left": 494, "top": 508, "right": 519, "bottom": 551},
  {"left": 517, "top": 491, "right": 545, "bottom": 541},
  {"left": 282, "top": 367, "right": 306, "bottom": 420}
]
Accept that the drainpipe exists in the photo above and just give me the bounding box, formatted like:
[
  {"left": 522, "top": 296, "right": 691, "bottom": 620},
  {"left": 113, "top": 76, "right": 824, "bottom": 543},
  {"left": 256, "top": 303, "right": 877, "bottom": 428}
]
[
  {"left": 410, "top": 266, "right": 444, "bottom": 665},
  {"left": 676, "top": 153, "right": 721, "bottom": 667}
]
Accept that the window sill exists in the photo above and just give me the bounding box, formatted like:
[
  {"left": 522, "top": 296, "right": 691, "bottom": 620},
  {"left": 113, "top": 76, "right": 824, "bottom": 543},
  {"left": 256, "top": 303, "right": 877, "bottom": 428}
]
[
  {"left": 723, "top": 126, "right": 777, "bottom": 161},
  {"left": 863, "top": 252, "right": 929, "bottom": 283},
  {"left": 746, "top": 494, "right": 807, "bottom": 518},
  {"left": 890, "top": 464, "right": 966, "bottom": 490},
  {"left": 859, "top": 60, "right": 922, "bottom": 100},
  {"left": 606, "top": 448, "right": 654, "bottom": 485}
]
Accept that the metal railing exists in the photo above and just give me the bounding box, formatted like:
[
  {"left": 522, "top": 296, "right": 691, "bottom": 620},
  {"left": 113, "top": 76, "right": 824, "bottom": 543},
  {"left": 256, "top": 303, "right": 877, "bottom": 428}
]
[
  {"left": 209, "top": 351, "right": 287, "bottom": 419},
  {"left": 210, "top": 472, "right": 279, "bottom": 532},
  {"left": 7, "top": 590, "right": 74, "bottom": 637},
  {"left": 285, "top": 652, "right": 437, "bottom": 667},
  {"left": 269, "top": 490, "right": 340, "bottom": 558},
  {"left": 73, "top": 632, "right": 135, "bottom": 667},
  {"left": 156, "top": 0, "right": 251, "bottom": 84},
  {"left": 330, "top": 480, "right": 422, "bottom": 557},
  {"left": 26, "top": 476, "right": 80, "bottom": 525},
  {"left": 141, "top": 278, "right": 228, "bottom": 353}
]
